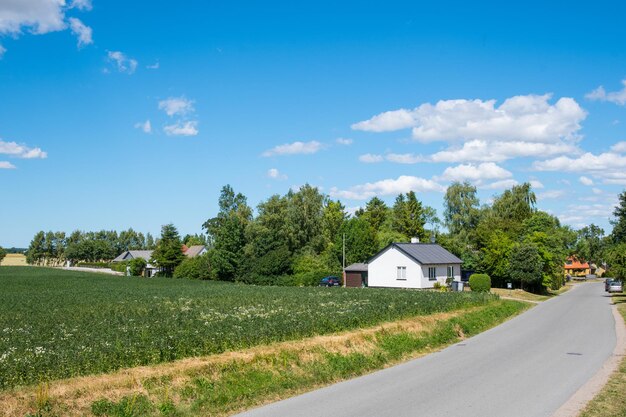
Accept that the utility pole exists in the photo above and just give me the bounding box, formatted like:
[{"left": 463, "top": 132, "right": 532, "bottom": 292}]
[{"left": 342, "top": 233, "right": 346, "bottom": 287}]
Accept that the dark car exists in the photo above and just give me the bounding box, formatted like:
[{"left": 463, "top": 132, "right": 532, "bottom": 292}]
[
  {"left": 605, "top": 279, "right": 612, "bottom": 292},
  {"left": 319, "top": 276, "right": 341, "bottom": 287}
]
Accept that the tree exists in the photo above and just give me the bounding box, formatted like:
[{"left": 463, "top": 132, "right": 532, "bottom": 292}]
[
  {"left": 285, "top": 184, "right": 325, "bottom": 253},
  {"left": 335, "top": 217, "right": 378, "bottom": 266},
  {"left": 146, "top": 233, "right": 156, "bottom": 250},
  {"left": 361, "top": 197, "right": 388, "bottom": 232},
  {"left": 0, "top": 246, "right": 6, "bottom": 264},
  {"left": 392, "top": 191, "right": 426, "bottom": 240},
  {"left": 26, "top": 231, "right": 45, "bottom": 265},
  {"left": 183, "top": 234, "right": 207, "bottom": 247},
  {"left": 128, "top": 257, "right": 147, "bottom": 276},
  {"left": 480, "top": 230, "right": 514, "bottom": 287},
  {"left": 491, "top": 183, "right": 537, "bottom": 236},
  {"left": 575, "top": 224, "right": 605, "bottom": 265},
  {"left": 610, "top": 190, "right": 626, "bottom": 244},
  {"left": 606, "top": 243, "right": 626, "bottom": 280},
  {"left": 443, "top": 181, "right": 480, "bottom": 235},
  {"left": 509, "top": 243, "right": 543, "bottom": 291},
  {"left": 322, "top": 199, "right": 347, "bottom": 245},
  {"left": 203, "top": 185, "right": 252, "bottom": 281},
  {"left": 152, "top": 224, "right": 185, "bottom": 277}
]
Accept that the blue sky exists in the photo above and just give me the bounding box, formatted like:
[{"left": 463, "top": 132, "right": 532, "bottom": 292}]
[{"left": 2, "top": 0, "right": 626, "bottom": 247}]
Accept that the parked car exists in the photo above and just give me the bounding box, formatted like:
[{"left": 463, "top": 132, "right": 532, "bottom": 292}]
[
  {"left": 319, "top": 276, "right": 341, "bottom": 287},
  {"left": 608, "top": 280, "right": 623, "bottom": 293},
  {"left": 605, "top": 278, "right": 612, "bottom": 292}
]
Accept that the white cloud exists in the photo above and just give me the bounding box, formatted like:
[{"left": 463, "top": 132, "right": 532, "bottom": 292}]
[
  {"left": 68, "top": 17, "right": 91, "bottom": 48},
  {"left": 358, "top": 153, "right": 384, "bottom": 163},
  {"left": 146, "top": 62, "right": 159, "bottom": 70},
  {"left": 0, "top": 0, "right": 94, "bottom": 52},
  {"left": 0, "top": 0, "right": 67, "bottom": 35},
  {"left": 107, "top": 51, "right": 137, "bottom": 74},
  {"left": 70, "top": 0, "right": 92, "bottom": 11},
  {"left": 481, "top": 179, "right": 519, "bottom": 190},
  {"left": 158, "top": 97, "right": 194, "bottom": 117},
  {"left": 529, "top": 180, "right": 544, "bottom": 189},
  {"left": 352, "top": 94, "right": 586, "bottom": 145},
  {"left": 533, "top": 151, "right": 626, "bottom": 185},
  {"left": 330, "top": 175, "right": 444, "bottom": 200},
  {"left": 430, "top": 139, "right": 579, "bottom": 163},
  {"left": 336, "top": 138, "right": 353, "bottom": 146},
  {"left": 0, "top": 161, "right": 16, "bottom": 169},
  {"left": 0, "top": 139, "right": 47, "bottom": 159},
  {"left": 579, "top": 176, "right": 593, "bottom": 186},
  {"left": 386, "top": 153, "right": 426, "bottom": 164},
  {"left": 262, "top": 141, "right": 323, "bottom": 157},
  {"left": 592, "top": 187, "right": 603, "bottom": 195},
  {"left": 438, "top": 162, "right": 513, "bottom": 183},
  {"left": 0, "top": 44, "right": 5, "bottom": 58},
  {"left": 267, "top": 168, "right": 287, "bottom": 180},
  {"left": 351, "top": 108, "right": 416, "bottom": 132},
  {"left": 164, "top": 121, "right": 199, "bottom": 137},
  {"left": 537, "top": 190, "right": 566, "bottom": 200},
  {"left": 134, "top": 120, "right": 152, "bottom": 134},
  {"left": 611, "top": 141, "right": 626, "bottom": 153},
  {"left": 586, "top": 79, "right": 626, "bottom": 105}
]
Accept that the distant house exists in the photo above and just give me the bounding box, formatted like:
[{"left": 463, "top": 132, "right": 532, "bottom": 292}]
[
  {"left": 112, "top": 250, "right": 158, "bottom": 277},
  {"left": 183, "top": 245, "right": 207, "bottom": 258},
  {"left": 564, "top": 256, "right": 593, "bottom": 278},
  {"left": 344, "top": 263, "right": 368, "bottom": 288},
  {"left": 367, "top": 241, "right": 462, "bottom": 289}
]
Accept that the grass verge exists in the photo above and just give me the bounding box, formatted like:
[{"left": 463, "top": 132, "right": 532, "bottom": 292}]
[
  {"left": 579, "top": 292, "right": 626, "bottom": 417},
  {"left": 3, "top": 299, "right": 529, "bottom": 417}
]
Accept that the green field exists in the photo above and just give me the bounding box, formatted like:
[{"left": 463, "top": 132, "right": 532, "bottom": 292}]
[{"left": 0, "top": 267, "right": 496, "bottom": 389}]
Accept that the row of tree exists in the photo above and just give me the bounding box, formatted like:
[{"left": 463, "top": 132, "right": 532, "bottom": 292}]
[
  {"left": 25, "top": 228, "right": 206, "bottom": 266},
  {"left": 23, "top": 182, "right": 626, "bottom": 289}
]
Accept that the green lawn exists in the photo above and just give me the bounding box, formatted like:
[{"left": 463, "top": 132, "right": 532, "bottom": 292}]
[{"left": 0, "top": 267, "right": 496, "bottom": 389}]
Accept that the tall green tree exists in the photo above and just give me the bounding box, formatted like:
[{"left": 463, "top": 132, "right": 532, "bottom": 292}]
[
  {"left": 26, "top": 231, "right": 46, "bottom": 265},
  {"left": 285, "top": 184, "right": 325, "bottom": 253},
  {"left": 575, "top": 224, "right": 605, "bottom": 264},
  {"left": 392, "top": 191, "right": 426, "bottom": 240},
  {"left": 491, "top": 183, "right": 537, "bottom": 236},
  {"left": 443, "top": 181, "right": 480, "bottom": 235},
  {"left": 0, "top": 246, "right": 6, "bottom": 264},
  {"left": 203, "top": 185, "right": 252, "bottom": 281},
  {"left": 335, "top": 217, "right": 378, "bottom": 266},
  {"left": 509, "top": 243, "right": 543, "bottom": 291},
  {"left": 322, "top": 199, "right": 347, "bottom": 244},
  {"left": 361, "top": 197, "right": 388, "bottom": 232},
  {"left": 152, "top": 224, "right": 185, "bottom": 277},
  {"left": 610, "top": 190, "right": 626, "bottom": 244}
]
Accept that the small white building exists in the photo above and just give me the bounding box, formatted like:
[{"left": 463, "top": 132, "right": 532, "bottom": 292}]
[{"left": 368, "top": 242, "right": 462, "bottom": 289}]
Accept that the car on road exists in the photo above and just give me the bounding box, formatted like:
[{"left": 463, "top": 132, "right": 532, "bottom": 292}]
[
  {"left": 605, "top": 278, "right": 612, "bottom": 292},
  {"left": 319, "top": 276, "right": 341, "bottom": 287},
  {"left": 607, "top": 280, "right": 623, "bottom": 293}
]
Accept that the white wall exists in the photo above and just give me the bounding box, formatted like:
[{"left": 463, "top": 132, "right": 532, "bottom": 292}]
[{"left": 368, "top": 246, "right": 461, "bottom": 289}]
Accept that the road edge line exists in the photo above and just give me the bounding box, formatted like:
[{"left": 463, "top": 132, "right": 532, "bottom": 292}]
[{"left": 551, "top": 301, "right": 626, "bottom": 417}]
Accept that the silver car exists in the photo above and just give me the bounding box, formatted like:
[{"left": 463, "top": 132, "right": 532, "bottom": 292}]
[{"left": 608, "top": 280, "right": 623, "bottom": 293}]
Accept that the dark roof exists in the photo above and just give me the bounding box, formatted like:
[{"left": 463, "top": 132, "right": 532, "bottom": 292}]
[
  {"left": 112, "top": 250, "right": 153, "bottom": 263},
  {"left": 345, "top": 263, "right": 368, "bottom": 272},
  {"left": 371, "top": 243, "right": 462, "bottom": 265}
]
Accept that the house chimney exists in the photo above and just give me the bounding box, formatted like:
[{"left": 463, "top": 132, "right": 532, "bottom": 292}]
[{"left": 410, "top": 237, "right": 419, "bottom": 244}]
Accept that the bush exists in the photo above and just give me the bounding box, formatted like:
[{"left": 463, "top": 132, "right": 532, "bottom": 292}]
[
  {"left": 76, "top": 262, "right": 110, "bottom": 269},
  {"left": 469, "top": 274, "right": 491, "bottom": 292},
  {"left": 238, "top": 270, "right": 342, "bottom": 287},
  {"left": 129, "top": 258, "right": 147, "bottom": 276},
  {"left": 110, "top": 261, "right": 128, "bottom": 273},
  {"left": 173, "top": 255, "right": 211, "bottom": 280}
]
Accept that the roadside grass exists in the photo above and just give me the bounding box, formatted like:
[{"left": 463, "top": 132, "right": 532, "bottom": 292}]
[
  {"left": 2, "top": 299, "right": 529, "bottom": 417},
  {"left": 579, "top": 292, "right": 626, "bottom": 417},
  {"left": 0, "top": 253, "right": 27, "bottom": 266},
  {"left": 490, "top": 282, "right": 574, "bottom": 302}
]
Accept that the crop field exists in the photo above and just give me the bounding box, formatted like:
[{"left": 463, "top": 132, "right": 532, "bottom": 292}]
[
  {"left": 0, "top": 267, "right": 496, "bottom": 390},
  {"left": 0, "top": 254, "right": 26, "bottom": 266}
]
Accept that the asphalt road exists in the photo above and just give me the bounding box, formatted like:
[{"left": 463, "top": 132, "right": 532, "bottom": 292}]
[{"left": 235, "top": 283, "right": 616, "bottom": 417}]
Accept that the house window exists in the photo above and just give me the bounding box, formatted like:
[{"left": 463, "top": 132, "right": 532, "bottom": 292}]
[
  {"left": 397, "top": 266, "right": 407, "bottom": 280},
  {"left": 428, "top": 267, "right": 436, "bottom": 281},
  {"left": 447, "top": 266, "right": 454, "bottom": 279}
]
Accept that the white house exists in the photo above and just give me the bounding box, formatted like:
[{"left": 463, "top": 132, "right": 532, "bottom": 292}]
[
  {"left": 112, "top": 250, "right": 159, "bottom": 277},
  {"left": 367, "top": 241, "right": 462, "bottom": 289}
]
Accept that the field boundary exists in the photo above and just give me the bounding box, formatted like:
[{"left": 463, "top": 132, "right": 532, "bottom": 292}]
[{"left": 1, "top": 300, "right": 529, "bottom": 417}]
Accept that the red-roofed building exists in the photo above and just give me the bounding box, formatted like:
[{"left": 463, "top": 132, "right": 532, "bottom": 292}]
[{"left": 564, "top": 256, "right": 591, "bottom": 277}]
